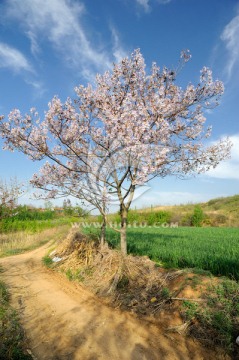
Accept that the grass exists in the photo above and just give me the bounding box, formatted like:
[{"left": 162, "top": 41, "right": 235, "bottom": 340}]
[
  {"left": 0, "top": 216, "right": 76, "bottom": 234},
  {"left": 0, "top": 268, "right": 32, "bottom": 359},
  {"left": 42, "top": 255, "right": 54, "bottom": 267},
  {"left": 83, "top": 226, "right": 239, "bottom": 280},
  {"left": 181, "top": 279, "right": 239, "bottom": 353},
  {"left": 0, "top": 224, "right": 71, "bottom": 258}
]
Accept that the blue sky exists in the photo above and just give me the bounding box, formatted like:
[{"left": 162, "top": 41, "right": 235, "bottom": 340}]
[{"left": 0, "top": 0, "right": 238, "bottom": 209}]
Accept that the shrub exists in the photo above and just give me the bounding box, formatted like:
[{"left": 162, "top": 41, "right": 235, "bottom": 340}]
[
  {"left": 191, "top": 205, "right": 204, "bottom": 227},
  {"left": 155, "top": 210, "right": 171, "bottom": 225},
  {"left": 181, "top": 213, "right": 192, "bottom": 226},
  {"left": 14, "top": 205, "right": 55, "bottom": 221},
  {"left": 127, "top": 210, "right": 141, "bottom": 224}
]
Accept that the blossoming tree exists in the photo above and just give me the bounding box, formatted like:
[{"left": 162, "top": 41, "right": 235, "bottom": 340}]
[{"left": 0, "top": 49, "right": 231, "bottom": 254}]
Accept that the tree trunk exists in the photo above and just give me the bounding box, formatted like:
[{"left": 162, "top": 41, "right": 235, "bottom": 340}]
[
  {"left": 100, "top": 189, "right": 107, "bottom": 247},
  {"left": 100, "top": 215, "right": 106, "bottom": 247},
  {"left": 120, "top": 208, "right": 128, "bottom": 255}
]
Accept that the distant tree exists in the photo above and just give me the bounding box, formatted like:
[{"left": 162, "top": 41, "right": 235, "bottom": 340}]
[
  {"left": 0, "top": 49, "right": 232, "bottom": 254},
  {"left": 63, "top": 199, "right": 88, "bottom": 217},
  {"left": 74, "top": 203, "right": 88, "bottom": 218},
  {"left": 0, "top": 178, "right": 23, "bottom": 219},
  {"left": 191, "top": 205, "right": 205, "bottom": 227},
  {"left": 44, "top": 200, "right": 53, "bottom": 210},
  {"left": 63, "top": 198, "right": 74, "bottom": 216}
]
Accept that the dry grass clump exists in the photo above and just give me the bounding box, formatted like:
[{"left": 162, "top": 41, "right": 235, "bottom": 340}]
[
  {"left": 53, "top": 230, "right": 98, "bottom": 269},
  {"left": 53, "top": 231, "right": 182, "bottom": 315},
  {"left": 88, "top": 245, "right": 183, "bottom": 315}
]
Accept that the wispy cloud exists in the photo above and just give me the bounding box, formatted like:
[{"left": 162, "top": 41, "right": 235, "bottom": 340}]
[
  {"left": 157, "top": 0, "right": 171, "bottom": 4},
  {"left": 136, "top": 0, "right": 171, "bottom": 13},
  {"left": 220, "top": 10, "right": 239, "bottom": 79},
  {"left": 4, "top": 0, "right": 127, "bottom": 82},
  {"left": 25, "top": 79, "right": 46, "bottom": 99},
  {"left": 136, "top": 0, "right": 150, "bottom": 13},
  {"left": 206, "top": 134, "right": 239, "bottom": 181},
  {"left": 0, "top": 41, "right": 45, "bottom": 95},
  {"left": 0, "top": 42, "right": 33, "bottom": 73},
  {"left": 27, "top": 30, "right": 41, "bottom": 56},
  {"left": 110, "top": 26, "right": 128, "bottom": 63}
]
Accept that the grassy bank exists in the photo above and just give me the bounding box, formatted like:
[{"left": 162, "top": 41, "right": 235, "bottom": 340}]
[
  {"left": 90, "top": 194, "right": 239, "bottom": 227},
  {"left": 139, "top": 194, "right": 239, "bottom": 227}
]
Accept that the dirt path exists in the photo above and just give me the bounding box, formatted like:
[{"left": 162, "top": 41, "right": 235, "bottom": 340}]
[{"left": 0, "top": 242, "right": 228, "bottom": 360}]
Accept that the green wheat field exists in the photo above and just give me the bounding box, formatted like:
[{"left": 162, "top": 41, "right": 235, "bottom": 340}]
[{"left": 83, "top": 226, "right": 239, "bottom": 280}]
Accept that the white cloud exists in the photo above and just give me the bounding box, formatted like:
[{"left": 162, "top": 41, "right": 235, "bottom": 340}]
[
  {"left": 27, "top": 30, "right": 40, "bottom": 56},
  {"left": 206, "top": 134, "right": 239, "bottom": 180},
  {"left": 25, "top": 79, "right": 46, "bottom": 99},
  {"left": 136, "top": 0, "right": 150, "bottom": 13},
  {"left": 157, "top": 0, "right": 171, "bottom": 4},
  {"left": 110, "top": 26, "right": 128, "bottom": 63},
  {"left": 0, "top": 42, "right": 33, "bottom": 73},
  {"left": 221, "top": 12, "right": 239, "bottom": 79},
  {"left": 0, "top": 42, "right": 45, "bottom": 95},
  {"left": 4, "top": 0, "right": 122, "bottom": 82},
  {"left": 136, "top": 0, "right": 171, "bottom": 13}
]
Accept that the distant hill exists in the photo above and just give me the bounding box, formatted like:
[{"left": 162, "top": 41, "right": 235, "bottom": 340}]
[{"left": 138, "top": 194, "right": 239, "bottom": 227}]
